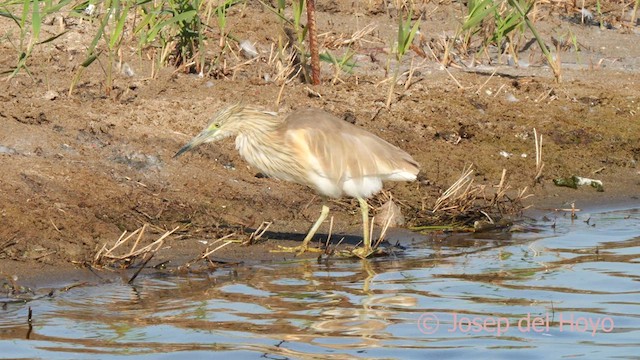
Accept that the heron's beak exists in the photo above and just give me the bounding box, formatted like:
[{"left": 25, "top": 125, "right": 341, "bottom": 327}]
[{"left": 174, "top": 129, "right": 214, "bottom": 158}]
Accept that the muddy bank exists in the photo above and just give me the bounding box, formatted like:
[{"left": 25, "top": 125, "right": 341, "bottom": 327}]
[{"left": 2, "top": 69, "right": 639, "bottom": 287}]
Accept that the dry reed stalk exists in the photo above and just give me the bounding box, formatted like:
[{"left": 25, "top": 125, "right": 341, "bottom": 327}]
[
  {"left": 267, "top": 44, "right": 299, "bottom": 83},
  {"left": 271, "top": 46, "right": 301, "bottom": 107},
  {"left": 476, "top": 69, "right": 497, "bottom": 95},
  {"left": 372, "top": 215, "right": 393, "bottom": 250},
  {"left": 404, "top": 58, "right": 415, "bottom": 90},
  {"left": 553, "top": 205, "right": 581, "bottom": 213},
  {"left": 433, "top": 165, "right": 475, "bottom": 212},
  {"left": 487, "top": 169, "right": 506, "bottom": 209},
  {"left": 325, "top": 216, "right": 334, "bottom": 249},
  {"left": 244, "top": 221, "right": 273, "bottom": 245},
  {"left": 94, "top": 227, "right": 140, "bottom": 262},
  {"left": 534, "top": 128, "right": 544, "bottom": 182},
  {"left": 228, "top": 57, "right": 260, "bottom": 72},
  {"left": 175, "top": 232, "right": 239, "bottom": 271},
  {"left": 426, "top": 38, "right": 462, "bottom": 88},
  {"left": 201, "top": 233, "right": 237, "bottom": 258}
]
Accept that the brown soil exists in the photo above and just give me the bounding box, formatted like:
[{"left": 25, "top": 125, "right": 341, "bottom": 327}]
[{"left": 1, "top": 1, "right": 639, "bottom": 287}]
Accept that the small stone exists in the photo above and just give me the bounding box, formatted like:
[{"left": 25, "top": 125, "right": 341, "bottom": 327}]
[
  {"left": 375, "top": 199, "right": 405, "bottom": 227},
  {"left": 505, "top": 93, "right": 519, "bottom": 102},
  {"left": 43, "top": 90, "right": 59, "bottom": 100}
]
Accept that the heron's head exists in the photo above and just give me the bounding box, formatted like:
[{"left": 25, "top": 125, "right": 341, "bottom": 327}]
[{"left": 174, "top": 103, "right": 252, "bottom": 158}]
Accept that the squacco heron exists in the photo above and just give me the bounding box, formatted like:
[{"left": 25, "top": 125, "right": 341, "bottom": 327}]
[{"left": 175, "top": 103, "right": 419, "bottom": 256}]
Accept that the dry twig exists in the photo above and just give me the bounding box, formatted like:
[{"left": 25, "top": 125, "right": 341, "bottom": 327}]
[{"left": 94, "top": 224, "right": 179, "bottom": 268}]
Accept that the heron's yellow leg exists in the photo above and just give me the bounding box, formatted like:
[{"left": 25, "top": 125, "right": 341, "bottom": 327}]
[
  {"left": 358, "top": 197, "right": 372, "bottom": 254},
  {"left": 273, "top": 204, "right": 329, "bottom": 254}
]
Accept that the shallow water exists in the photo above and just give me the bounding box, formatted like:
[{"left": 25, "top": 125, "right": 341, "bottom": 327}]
[{"left": 1, "top": 206, "right": 639, "bottom": 359}]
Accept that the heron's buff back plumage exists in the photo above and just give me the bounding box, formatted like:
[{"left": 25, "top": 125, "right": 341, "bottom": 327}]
[{"left": 284, "top": 109, "right": 418, "bottom": 198}]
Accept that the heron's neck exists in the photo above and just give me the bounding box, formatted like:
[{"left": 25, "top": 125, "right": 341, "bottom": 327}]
[
  {"left": 236, "top": 107, "right": 281, "bottom": 133},
  {"left": 234, "top": 127, "right": 301, "bottom": 182}
]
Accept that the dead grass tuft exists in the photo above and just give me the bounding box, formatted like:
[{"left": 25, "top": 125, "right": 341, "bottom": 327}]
[{"left": 414, "top": 166, "right": 532, "bottom": 231}]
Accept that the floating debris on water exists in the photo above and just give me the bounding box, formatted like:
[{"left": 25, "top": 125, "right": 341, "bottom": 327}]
[{"left": 473, "top": 218, "right": 513, "bottom": 232}]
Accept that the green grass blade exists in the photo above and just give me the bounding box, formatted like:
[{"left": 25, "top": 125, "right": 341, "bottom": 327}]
[
  {"left": 81, "top": 6, "right": 112, "bottom": 66},
  {"left": 0, "top": 8, "right": 21, "bottom": 26},
  {"left": 30, "top": 0, "right": 42, "bottom": 46},
  {"left": 109, "top": 1, "right": 130, "bottom": 49},
  {"left": 147, "top": 9, "right": 196, "bottom": 42},
  {"left": 43, "top": 0, "right": 72, "bottom": 15},
  {"left": 406, "top": 18, "right": 420, "bottom": 49},
  {"left": 18, "top": 0, "right": 30, "bottom": 50},
  {"left": 133, "top": 6, "right": 155, "bottom": 39},
  {"left": 397, "top": 17, "right": 405, "bottom": 54},
  {"left": 256, "top": 0, "right": 293, "bottom": 26},
  {"left": 397, "top": 10, "right": 420, "bottom": 59},
  {"left": 19, "top": 0, "right": 28, "bottom": 31},
  {"left": 496, "top": 13, "right": 522, "bottom": 37},
  {"left": 80, "top": 52, "right": 100, "bottom": 67},
  {"left": 320, "top": 51, "right": 356, "bottom": 73},
  {"left": 37, "top": 30, "right": 68, "bottom": 44},
  {"left": 463, "top": 0, "right": 497, "bottom": 31}
]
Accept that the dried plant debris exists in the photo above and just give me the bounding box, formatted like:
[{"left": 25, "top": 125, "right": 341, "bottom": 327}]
[
  {"left": 1, "top": 274, "right": 35, "bottom": 302},
  {"left": 413, "top": 167, "right": 531, "bottom": 232},
  {"left": 553, "top": 175, "right": 604, "bottom": 192},
  {"left": 93, "top": 224, "right": 179, "bottom": 269}
]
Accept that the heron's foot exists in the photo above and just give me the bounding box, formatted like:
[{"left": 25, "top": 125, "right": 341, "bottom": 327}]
[{"left": 271, "top": 244, "right": 323, "bottom": 255}]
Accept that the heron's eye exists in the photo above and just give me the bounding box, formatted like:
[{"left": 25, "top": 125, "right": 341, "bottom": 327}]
[{"left": 214, "top": 123, "right": 221, "bottom": 128}]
